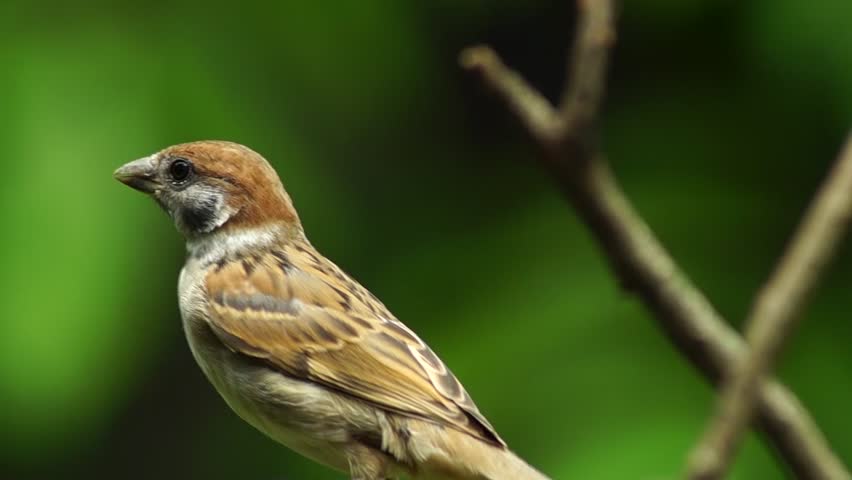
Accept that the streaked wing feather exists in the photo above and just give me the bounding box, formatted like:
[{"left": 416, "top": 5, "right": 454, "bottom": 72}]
[{"left": 204, "top": 246, "right": 504, "bottom": 446}]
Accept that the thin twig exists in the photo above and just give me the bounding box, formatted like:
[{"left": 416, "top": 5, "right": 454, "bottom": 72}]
[
  {"left": 460, "top": 0, "right": 851, "bottom": 478},
  {"left": 686, "top": 136, "right": 852, "bottom": 480},
  {"left": 559, "top": 0, "right": 616, "bottom": 140},
  {"left": 459, "top": 47, "right": 564, "bottom": 147}
]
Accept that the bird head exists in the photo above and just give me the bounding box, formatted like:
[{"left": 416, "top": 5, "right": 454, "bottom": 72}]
[{"left": 114, "top": 141, "right": 301, "bottom": 239}]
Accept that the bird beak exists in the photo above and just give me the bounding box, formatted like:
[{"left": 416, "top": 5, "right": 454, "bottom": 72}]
[{"left": 114, "top": 156, "right": 160, "bottom": 193}]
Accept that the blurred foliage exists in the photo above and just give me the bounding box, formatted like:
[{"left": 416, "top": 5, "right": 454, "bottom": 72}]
[{"left": 1, "top": 1, "right": 850, "bottom": 479}]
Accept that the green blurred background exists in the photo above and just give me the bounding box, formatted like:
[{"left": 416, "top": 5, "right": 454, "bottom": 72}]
[{"left": 2, "top": 1, "right": 851, "bottom": 478}]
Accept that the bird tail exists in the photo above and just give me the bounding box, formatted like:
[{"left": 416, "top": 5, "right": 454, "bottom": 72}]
[
  {"left": 418, "top": 425, "right": 551, "bottom": 480},
  {"left": 474, "top": 446, "right": 550, "bottom": 480}
]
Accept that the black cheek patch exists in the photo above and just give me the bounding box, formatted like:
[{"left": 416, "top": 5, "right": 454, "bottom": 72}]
[{"left": 180, "top": 196, "right": 220, "bottom": 233}]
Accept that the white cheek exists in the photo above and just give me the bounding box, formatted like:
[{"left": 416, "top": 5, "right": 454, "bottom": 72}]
[{"left": 206, "top": 195, "right": 239, "bottom": 230}]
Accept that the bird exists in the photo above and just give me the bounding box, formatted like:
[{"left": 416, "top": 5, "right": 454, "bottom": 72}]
[{"left": 114, "top": 140, "right": 550, "bottom": 480}]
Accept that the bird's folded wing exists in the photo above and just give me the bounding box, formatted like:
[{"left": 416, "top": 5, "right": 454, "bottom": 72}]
[{"left": 204, "top": 247, "right": 504, "bottom": 447}]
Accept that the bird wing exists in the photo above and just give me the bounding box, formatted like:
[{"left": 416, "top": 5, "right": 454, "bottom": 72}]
[{"left": 203, "top": 244, "right": 505, "bottom": 446}]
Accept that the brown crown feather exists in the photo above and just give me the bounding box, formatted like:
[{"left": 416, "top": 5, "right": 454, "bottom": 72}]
[{"left": 161, "top": 141, "right": 301, "bottom": 230}]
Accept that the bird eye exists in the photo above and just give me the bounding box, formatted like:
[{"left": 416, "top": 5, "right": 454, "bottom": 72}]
[{"left": 169, "top": 158, "right": 192, "bottom": 182}]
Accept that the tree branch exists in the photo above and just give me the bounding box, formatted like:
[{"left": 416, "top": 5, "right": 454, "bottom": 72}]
[
  {"left": 687, "top": 136, "right": 852, "bottom": 480},
  {"left": 460, "top": 1, "right": 850, "bottom": 478},
  {"left": 559, "top": 0, "right": 615, "bottom": 137}
]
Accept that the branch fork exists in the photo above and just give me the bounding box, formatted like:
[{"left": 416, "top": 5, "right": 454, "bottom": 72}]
[{"left": 460, "top": 1, "right": 851, "bottom": 478}]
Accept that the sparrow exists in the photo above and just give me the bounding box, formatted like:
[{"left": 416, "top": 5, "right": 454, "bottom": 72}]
[{"left": 114, "top": 141, "right": 549, "bottom": 480}]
